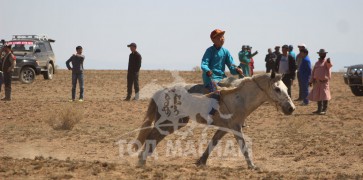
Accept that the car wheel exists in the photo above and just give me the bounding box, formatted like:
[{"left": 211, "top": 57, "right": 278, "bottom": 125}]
[
  {"left": 350, "top": 86, "right": 363, "bottom": 96},
  {"left": 43, "top": 63, "right": 54, "bottom": 80},
  {"left": 20, "top": 67, "right": 36, "bottom": 84}
]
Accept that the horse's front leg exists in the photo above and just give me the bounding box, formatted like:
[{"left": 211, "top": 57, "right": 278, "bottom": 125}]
[
  {"left": 195, "top": 129, "right": 227, "bottom": 166},
  {"left": 232, "top": 125, "right": 256, "bottom": 169},
  {"left": 138, "top": 117, "right": 190, "bottom": 166}
]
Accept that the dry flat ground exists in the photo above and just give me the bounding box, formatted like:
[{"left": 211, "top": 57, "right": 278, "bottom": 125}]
[{"left": 0, "top": 70, "right": 362, "bottom": 179}]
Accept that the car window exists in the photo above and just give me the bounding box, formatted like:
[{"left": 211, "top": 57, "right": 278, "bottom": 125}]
[
  {"left": 37, "top": 43, "right": 47, "bottom": 52},
  {"left": 7, "top": 41, "right": 34, "bottom": 52},
  {"left": 44, "top": 42, "right": 53, "bottom": 52}
]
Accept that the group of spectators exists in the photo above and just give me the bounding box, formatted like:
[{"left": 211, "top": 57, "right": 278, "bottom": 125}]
[
  {"left": 263, "top": 44, "right": 333, "bottom": 115},
  {"left": 0, "top": 41, "right": 142, "bottom": 103},
  {"left": 65, "top": 43, "right": 141, "bottom": 102}
]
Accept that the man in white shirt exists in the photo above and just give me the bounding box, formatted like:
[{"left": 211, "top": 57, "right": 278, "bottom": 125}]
[{"left": 274, "top": 45, "right": 297, "bottom": 98}]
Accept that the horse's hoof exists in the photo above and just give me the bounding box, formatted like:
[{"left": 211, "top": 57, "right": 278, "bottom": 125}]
[
  {"left": 248, "top": 165, "right": 260, "bottom": 171},
  {"left": 194, "top": 159, "right": 206, "bottom": 167},
  {"left": 136, "top": 159, "right": 146, "bottom": 167}
]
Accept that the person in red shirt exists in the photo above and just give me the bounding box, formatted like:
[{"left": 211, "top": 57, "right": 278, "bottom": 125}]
[{"left": 247, "top": 46, "right": 257, "bottom": 76}]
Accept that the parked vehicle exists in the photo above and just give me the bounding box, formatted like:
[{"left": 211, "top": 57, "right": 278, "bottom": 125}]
[
  {"left": 6, "top": 35, "right": 56, "bottom": 84},
  {"left": 343, "top": 64, "right": 363, "bottom": 96}
]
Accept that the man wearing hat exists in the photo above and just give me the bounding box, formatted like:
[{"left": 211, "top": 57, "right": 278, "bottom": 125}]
[
  {"left": 308, "top": 49, "right": 333, "bottom": 115},
  {"left": 201, "top": 29, "right": 243, "bottom": 92},
  {"left": 124, "top": 42, "right": 142, "bottom": 101},
  {"left": 66, "top": 46, "right": 85, "bottom": 102},
  {"left": 275, "top": 44, "right": 297, "bottom": 98},
  {"left": 273, "top": 46, "right": 281, "bottom": 58}
]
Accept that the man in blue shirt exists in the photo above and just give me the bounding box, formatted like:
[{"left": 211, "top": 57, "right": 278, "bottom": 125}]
[
  {"left": 298, "top": 49, "right": 312, "bottom": 105},
  {"left": 201, "top": 29, "right": 243, "bottom": 92}
]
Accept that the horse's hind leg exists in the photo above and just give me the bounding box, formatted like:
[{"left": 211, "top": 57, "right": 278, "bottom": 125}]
[
  {"left": 195, "top": 129, "right": 227, "bottom": 166},
  {"left": 138, "top": 117, "right": 190, "bottom": 165},
  {"left": 232, "top": 125, "right": 256, "bottom": 169}
]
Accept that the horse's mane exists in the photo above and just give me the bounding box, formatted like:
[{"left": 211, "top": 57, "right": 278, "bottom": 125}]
[{"left": 219, "top": 73, "right": 280, "bottom": 96}]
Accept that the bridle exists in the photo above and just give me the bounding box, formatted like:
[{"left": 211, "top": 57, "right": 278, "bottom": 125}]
[{"left": 252, "top": 77, "right": 280, "bottom": 109}]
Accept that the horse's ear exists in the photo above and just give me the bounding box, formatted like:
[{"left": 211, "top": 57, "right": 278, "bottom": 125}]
[
  {"left": 270, "top": 71, "right": 282, "bottom": 83},
  {"left": 270, "top": 70, "right": 276, "bottom": 79}
]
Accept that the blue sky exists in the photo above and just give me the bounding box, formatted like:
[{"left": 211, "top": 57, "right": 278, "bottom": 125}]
[{"left": 1, "top": 0, "right": 362, "bottom": 71}]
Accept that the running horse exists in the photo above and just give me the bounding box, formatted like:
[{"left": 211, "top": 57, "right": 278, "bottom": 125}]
[{"left": 133, "top": 72, "right": 295, "bottom": 169}]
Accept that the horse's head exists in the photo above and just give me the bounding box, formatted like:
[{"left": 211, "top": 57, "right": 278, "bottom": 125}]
[{"left": 255, "top": 72, "right": 296, "bottom": 115}]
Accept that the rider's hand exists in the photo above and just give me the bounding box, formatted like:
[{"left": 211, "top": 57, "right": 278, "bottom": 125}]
[
  {"left": 236, "top": 68, "right": 243, "bottom": 75},
  {"left": 206, "top": 71, "right": 213, "bottom": 77}
]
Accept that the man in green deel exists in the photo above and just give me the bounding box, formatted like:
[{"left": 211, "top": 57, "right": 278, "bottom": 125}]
[{"left": 238, "top": 45, "right": 257, "bottom": 78}]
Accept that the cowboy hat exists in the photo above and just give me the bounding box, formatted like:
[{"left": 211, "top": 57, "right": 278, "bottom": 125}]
[{"left": 317, "top": 49, "right": 328, "bottom": 54}]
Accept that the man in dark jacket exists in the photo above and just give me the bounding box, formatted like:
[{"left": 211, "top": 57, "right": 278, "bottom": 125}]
[
  {"left": 66, "top": 46, "right": 85, "bottom": 102},
  {"left": 273, "top": 46, "right": 281, "bottom": 58},
  {"left": 1, "top": 45, "right": 16, "bottom": 101},
  {"left": 275, "top": 45, "right": 297, "bottom": 98},
  {"left": 125, "top": 42, "right": 142, "bottom": 101},
  {"left": 265, "top": 48, "right": 277, "bottom": 73}
]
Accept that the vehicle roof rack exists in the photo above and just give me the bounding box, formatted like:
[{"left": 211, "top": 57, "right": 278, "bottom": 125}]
[{"left": 12, "top": 35, "right": 55, "bottom": 42}]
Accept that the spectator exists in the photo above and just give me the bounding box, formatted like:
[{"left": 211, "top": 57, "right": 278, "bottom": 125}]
[
  {"left": 275, "top": 45, "right": 297, "bottom": 98},
  {"left": 0, "top": 71, "right": 2, "bottom": 95},
  {"left": 125, "top": 43, "right": 142, "bottom": 101},
  {"left": 265, "top": 48, "right": 277, "bottom": 73},
  {"left": 308, "top": 49, "right": 333, "bottom": 115},
  {"left": 0, "top": 43, "right": 4, "bottom": 94},
  {"left": 295, "top": 43, "right": 307, "bottom": 101},
  {"left": 66, "top": 46, "right": 85, "bottom": 102},
  {"left": 247, "top": 46, "right": 257, "bottom": 76},
  {"left": 238, "top": 45, "right": 249, "bottom": 78},
  {"left": 273, "top": 46, "right": 281, "bottom": 57},
  {"left": 201, "top": 29, "right": 243, "bottom": 92},
  {"left": 1, "top": 45, "right": 16, "bottom": 101},
  {"left": 238, "top": 45, "right": 257, "bottom": 78},
  {"left": 288, "top": 45, "right": 296, "bottom": 60},
  {"left": 298, "top": 49, "right": 312, "bottom": 105}
]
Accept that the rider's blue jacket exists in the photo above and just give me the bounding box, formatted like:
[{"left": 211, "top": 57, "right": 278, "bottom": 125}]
[{"left": 201, "top": 45, "right": 239, "bottom": 87}]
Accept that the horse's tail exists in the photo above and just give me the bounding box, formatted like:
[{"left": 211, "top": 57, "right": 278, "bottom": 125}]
[{"left": 133, "top": 99, "right": 157, "bottom": 150}]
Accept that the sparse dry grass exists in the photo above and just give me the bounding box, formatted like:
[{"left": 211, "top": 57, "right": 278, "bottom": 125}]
[
  {"left": 47, "top": 104, "right": 83, "bottom": 130},
  {"left": 192, "top": 66, "right": 202, "bottom": 72}
]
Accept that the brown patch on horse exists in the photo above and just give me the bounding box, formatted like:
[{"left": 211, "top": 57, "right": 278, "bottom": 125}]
[{"left": 133, "top": 99, "right": 158, "bottom": 150}]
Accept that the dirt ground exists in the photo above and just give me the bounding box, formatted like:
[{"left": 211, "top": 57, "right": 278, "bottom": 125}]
[{"left": 0, "top": 70, "right": 362, "bottom": 179}]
